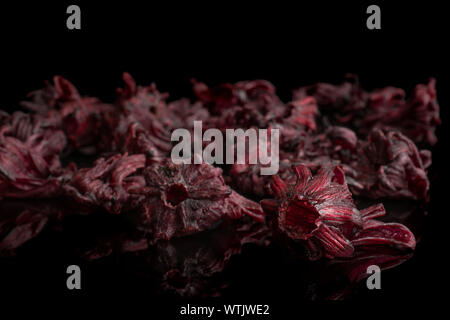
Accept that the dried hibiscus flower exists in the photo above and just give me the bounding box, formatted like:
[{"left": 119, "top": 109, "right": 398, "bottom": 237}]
[
  {"left": 289, "top": 125, "right": 358, "bottom": 167},
  {"left": 0, "top": 73, "right": 436, "bottom": 298},
  {"left": 64, "top": 153, "right": 146, "bottom": 214},
  {"left": 0, "top": 128, "right": 70, "bottom": 199},
  {"left": 131, "top": 161, "right": 264, "bottom": 242},
  {"left": 261, "top": 164, "right": 362, "bottom": 259},
  {"left": 116, "top": 72, "right": 169, "bottom": 125},
  {"left": 121, "top": 122, "right": 169, "bottom": 164},
  {"left": 293, "top": 74, "right": 366, "bottom": 125},
  {"left": 261, "top": 164, "right": 416, "bottom": 260},
  {"left": 21, "top": 76, "right": 115, "bottom": 155},
  {"left": 347, "top": 129, "right": 431, "bottom": 200},
  {"left": 97, "top": 73, "right": 173, "bottom": 158},
  {"left": 193, "top": 79, "right": 286, "bottom": 129},
  {"left": 274, "top": 97, "right": 319, "bottom": 152},
  {"left": 293, "top": 75, "right": 440, "bottom": 146},
  {"left": 324, "top": 203, "right": 416, "bottom": 294},
  {"left": 362, "top": 78, "right": 440, "bottom": 146}
]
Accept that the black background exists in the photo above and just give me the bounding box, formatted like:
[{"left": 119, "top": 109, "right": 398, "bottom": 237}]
[{"left": 0, "top": 1, "right": 448, "bottom": 317}]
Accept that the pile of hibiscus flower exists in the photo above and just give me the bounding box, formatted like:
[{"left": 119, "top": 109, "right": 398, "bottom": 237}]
[{"left": 0, "top": 73, "right": 440, "bottom": 297}]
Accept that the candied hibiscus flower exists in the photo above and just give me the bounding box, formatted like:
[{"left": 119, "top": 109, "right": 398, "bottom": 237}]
[
  {"left": 193, "top": 79, "right": 286, "bottom": 129},
  {"left": 227, "top": 159, "right": 292, "bottom": 199},
  {"left": 226, "top": 95, "right": 320, "bottom": 200},
  {"left": 0, "top": 128, "right": 70, "bottom": 199},
  {"left": 20, "top": 75, "right": 115, "bottom": 154},
  {"left": 64, "top": 153, "right": 146, "bottom": 214},
  {"left": 121, "top": 122, "right": 168, "bottom": 164},
  {"left": 226, "top": 124, "right": 294, "bottom": 199},
  {"left": 293, "top": 74, "right": 366, "bottom": 124},
  {"left": 132, "top": 161, "right": 264, "bottom": 242},
  {"left": 167, "top": 98, "right": 211, "bottom": 131},
  {"left": 102, "top": 114, "right": 171, "bottom": 161},
  {"left": 116, "top": 72, "right": 169, "bottom": 122},
  {"left": 293, "top": 75, "right": 440, "bottom": 146},
  {"left": 347, "top": 129, "right": 431, "bottom": 200},
  {"left": 273, "top": 97, "right": 319, "bottom": 152},
  {"left": 0, "top": 73, "right": 433, "bottom": 298},
  {"left": 362, "top": 78, "right": 440, "bottom": 146},
  {"left": 261, "top": 164, "right": 416, "bottom": 261},
  {"left": 0, "top": 111, "right": 61, "bottom": 142},
  {"left": 290, "top": 125, "right": 358, "bottom": 167},
  {"left": 99, "top": 73, "right": 172, "bottom": 157},
  {"left": 325, "top": 203, "right": 416, "bottom": 290},
  {"left": 20, "top": 75, "right": 81, "bottom": 113},
  {"left": 261, "top": 164, "right": 363, "bottom": 259}
]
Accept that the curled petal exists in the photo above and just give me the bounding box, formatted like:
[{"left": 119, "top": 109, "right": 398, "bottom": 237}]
[
  {"left": 293, "top": 164, "right": 311, "bottom": 191},
  {"left": 314, "top": 224, "right": 354, "bottom": 258},
  {"left": 360, "top": 203, "right": 386, "bottom": 221},
  {"left": 270, "top": 175, "right": 288, "bottom": 198},
  {"left": 351, "top": 222, "right": 416, "bottom": 251}
]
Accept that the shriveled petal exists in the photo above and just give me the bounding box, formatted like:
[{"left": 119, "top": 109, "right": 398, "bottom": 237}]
[
  {"left": 293, "top": 164, "right": 311, "bottom": 191},
  {"left": 351, "top": 222, "right": 416, "bottom": 250},
  {"left": 360, "top": 203, "right": 386, "bottom": 221},
  {"left": 270, "top": 175, "right": 288, "bottom": 198},
  {"left": 314, "top": 224, "right": 354, "bottom": 258}
]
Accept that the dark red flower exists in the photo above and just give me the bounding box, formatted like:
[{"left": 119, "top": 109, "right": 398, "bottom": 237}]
[
  {"left": 262, "top": 164, "right": 416, "bottom": 260},
  {"left": 0, "top": 73, "right": 433, "bottom": 298},
  {"left": 362, "top": 78, "right": 440, "bottom": 145},
  {"left": 121, "top": 122, "right": 169, "bottom": 164},
  {"left": 0, "top": 200, "right": 66, "bottom": 255},
  {"left": 193, "top": 79, "right": 286, "bottom": 129},
  {"left": 293, "top": 75, "right": 440, "bottom": 146},
  {"left": 0, "top": 130, "right": 69, "bottom": 199},
  {"left": 324, "top": 203, "right": 416, "bottom": 289},
  {"left": 290, "top": 126, "right": 358, "bottom": 167},
  {"left": 133, "top": 161, "right": 264, "bottom": 242},
  {"left": 293, "top": 74, "right": 366, "bottom": 124},
  {"left": 96, "top": 73, "right": 173, "bottom": 158},
  {"left": 347, "top": 129, "right": 430, "bottom": 200},
  {"left": 64, "top": 153, "right": 146, "bottom": 214},
  {"left": 21, "top": 76, "right": 116, "bottom": 155},
  {"left": 167, "top": 98, "right": 211, "bottom": 131},
  {"left": 116, "top": 72, "right": 169, "bottom": 123},
  {"left": 262, "top": 164, "right": 362, "bottom": 259}
]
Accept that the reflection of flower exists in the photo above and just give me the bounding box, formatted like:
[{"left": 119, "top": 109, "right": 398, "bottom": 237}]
[{"left": 0, "top": 200, "right": 67, "bottom": 255}]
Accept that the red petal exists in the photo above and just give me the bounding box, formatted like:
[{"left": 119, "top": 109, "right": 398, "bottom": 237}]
[
  {"left": 351, "top": 222, "right": 416, "bottom": 250},
  {"left": 360, "top": 203, "right": 386, "bottom": 221},
  {"left": 314, "top": 224, "right": 354, "bottom": 258}
]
